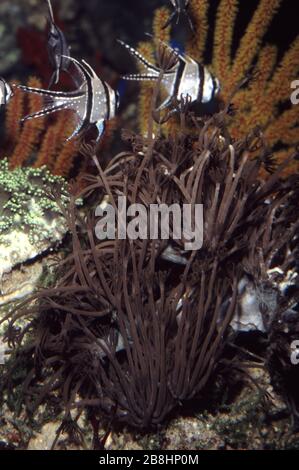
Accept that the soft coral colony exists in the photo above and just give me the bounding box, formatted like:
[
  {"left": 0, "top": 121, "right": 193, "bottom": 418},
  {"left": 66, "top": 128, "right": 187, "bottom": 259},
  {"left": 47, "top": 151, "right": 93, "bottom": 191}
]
[{"left": 0, "top": 0, "right": 298, "bottom": 440}]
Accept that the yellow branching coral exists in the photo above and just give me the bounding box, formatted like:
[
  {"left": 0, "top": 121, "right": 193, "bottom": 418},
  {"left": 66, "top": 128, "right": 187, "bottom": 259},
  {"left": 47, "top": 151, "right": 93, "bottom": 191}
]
[
  {"left": 137, "top": 0, "right": 299, "bottom": 175},
  {"left": 2, "top": 78, "right": 80, "bottom": 176},
  {"left": 137, "top": 41, "right": 156, "bottom": 137},
  {"left": 186, "top": 0, "right": 209, "bottom": 61},
  {"left": 212, "top": 0, "right": 239, "bottom": 80},
  {"left": 225, "top": 0, "right": 282, "bottom": 91},
  {"left": 53, "top": 136, "right": 79, "bottom": 177}
]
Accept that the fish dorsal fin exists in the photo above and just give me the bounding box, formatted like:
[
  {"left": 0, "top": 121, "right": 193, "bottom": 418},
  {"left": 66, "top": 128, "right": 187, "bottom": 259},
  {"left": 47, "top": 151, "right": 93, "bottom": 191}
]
[
  {"left": 81, "top": 59, "right": 99, "bottom": 80},
  {"left": 117, "top": 39, "right": 160, "bottom": 74},
  {"left": 178, "top": 51, "right": 196, "bottom": 65},
  {"left": 61, "top": 55, "right": 94, "bottom": 82},
  {"left": 144, "top": 33, "right": 197, "bottom": 66},
  {"left": 143, "top": 34, "right": 182, "bottom": 70}
]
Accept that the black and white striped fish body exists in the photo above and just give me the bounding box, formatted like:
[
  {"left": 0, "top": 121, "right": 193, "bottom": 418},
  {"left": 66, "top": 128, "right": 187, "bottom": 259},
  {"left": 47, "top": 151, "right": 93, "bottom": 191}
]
[
  {"left": 18, "top": 57, "right": 119, "bottom": 142},
  {"left": 119, "top": 41, "right": 220, "bottom": 110},
  {"left": 170, "top": 55, "right": 220, "bottom": 105},
  {"left": 85, "top": 63, "right": 119, "bottom": 141},
  {"left": 0, "top": 78, "right": 13, "bottom": 106}
]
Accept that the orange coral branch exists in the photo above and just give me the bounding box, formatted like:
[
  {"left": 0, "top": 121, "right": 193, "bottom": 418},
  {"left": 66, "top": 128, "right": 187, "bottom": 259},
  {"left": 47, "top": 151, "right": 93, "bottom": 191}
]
[
  {"left": 35, "top": 109, "right": 76, "bottom": 170},
  {"left": 265, "top": 106, "right": 299, "bottom": 147},
  {"left": 228, "top": 0, "right": 281, "bottom": 89},
  {"left": 53, "top": 138, "right": 79, "bottom": 177},
  {"left": 266, "top": 36, "right": 299, "bottom": 105},
  {"left": 186, "top": 0, "right": 209, "bottom": 62},
  {"left": 237, "top": 45, "right": 278, "bottom": 132},
  {"left": 269, "top": 147, "right": 299, "bottom": 178},
  {"left": 9, "top": 77, "right": 46, "bottom": 168},
  {"left": 34, "top": 125, "right": 58, "bottom": 169},
  {"left": 212, "top": 0, "right": 239, "bottom": 89},
  {"left": 137, "top": 41, "right": 156, "bottom": 136},
  {"left": 247, "top": 45, "right": 278, "bottom": 104},
  {"left": 5, "top": 81, "right": 24, "bottom": 146},
  {"left": 152, "top": 6, "right": 171, "bottom": 43}
]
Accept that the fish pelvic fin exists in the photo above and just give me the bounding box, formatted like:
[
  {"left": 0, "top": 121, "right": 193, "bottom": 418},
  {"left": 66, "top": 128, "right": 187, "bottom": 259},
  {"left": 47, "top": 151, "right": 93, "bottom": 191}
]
[{"left": 95, "top": 120, "right": 106, "bottom": 142}]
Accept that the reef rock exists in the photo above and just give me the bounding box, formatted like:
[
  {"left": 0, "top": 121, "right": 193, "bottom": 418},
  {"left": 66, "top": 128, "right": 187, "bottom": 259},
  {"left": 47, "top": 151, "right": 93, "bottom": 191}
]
[{"left": 0, "top": 159, "right": 72, "bottom": 285}]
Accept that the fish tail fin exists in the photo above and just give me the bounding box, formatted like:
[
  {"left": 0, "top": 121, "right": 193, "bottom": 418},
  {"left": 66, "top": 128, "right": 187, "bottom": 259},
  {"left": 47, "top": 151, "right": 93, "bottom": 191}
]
[
  {"left": 18, "top": 84, "right": 62, "bottom": 97},
  {"left": 21, "top": 103, "right": 66, "bottom": 122},
  {"left": 18, "top": 84, "right": 68, "bottom": 120}
]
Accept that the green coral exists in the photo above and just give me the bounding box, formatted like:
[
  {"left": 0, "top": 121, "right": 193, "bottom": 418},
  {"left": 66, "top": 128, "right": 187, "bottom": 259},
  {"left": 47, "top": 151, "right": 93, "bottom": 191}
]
[{"left": 0, "top": 158, "right": 70, "bottom": 246}]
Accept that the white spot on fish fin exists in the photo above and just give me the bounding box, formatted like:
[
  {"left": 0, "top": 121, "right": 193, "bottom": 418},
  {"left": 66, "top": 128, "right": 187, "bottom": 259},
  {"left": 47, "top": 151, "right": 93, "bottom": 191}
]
[{"left": 122, "top": 74, "right": 159, "bottom": 81}]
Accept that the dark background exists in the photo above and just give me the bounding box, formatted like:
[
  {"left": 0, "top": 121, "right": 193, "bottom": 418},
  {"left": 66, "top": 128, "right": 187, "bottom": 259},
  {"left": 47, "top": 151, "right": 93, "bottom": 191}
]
[{"left": 0, "top": 0, "right": 298, "bottom": 81}]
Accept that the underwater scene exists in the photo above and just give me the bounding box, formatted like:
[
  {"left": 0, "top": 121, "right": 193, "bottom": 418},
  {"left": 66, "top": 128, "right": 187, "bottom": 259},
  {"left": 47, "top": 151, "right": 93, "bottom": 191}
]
[{"left": 0, "top": 0, "right": 298, "bottom": 452}]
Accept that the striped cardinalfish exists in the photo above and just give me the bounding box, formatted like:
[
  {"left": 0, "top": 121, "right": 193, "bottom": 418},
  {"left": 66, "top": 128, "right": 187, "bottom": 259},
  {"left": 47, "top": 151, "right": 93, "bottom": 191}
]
[
  {"left": 18, "top": 56, "right": 119, "bottom": 142},
  {"left": 119, "top": 40, "right": 220, "bottom": 111}
]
